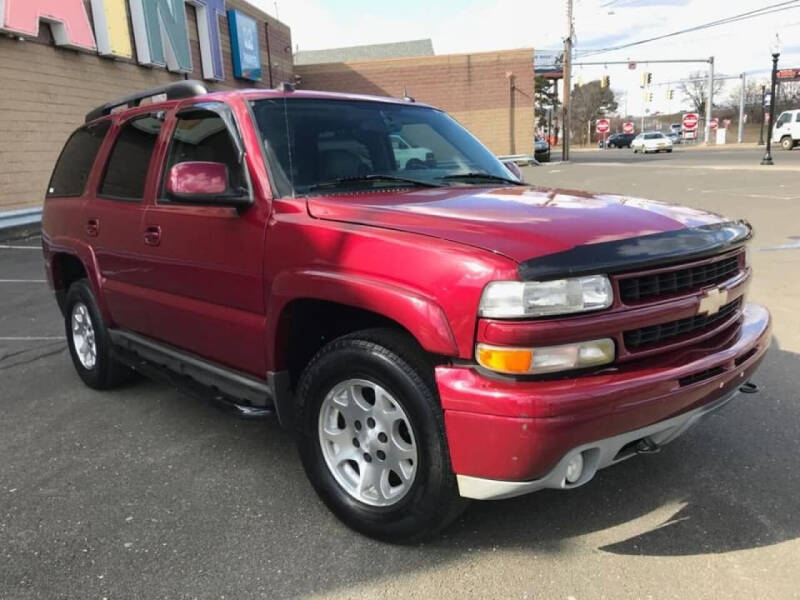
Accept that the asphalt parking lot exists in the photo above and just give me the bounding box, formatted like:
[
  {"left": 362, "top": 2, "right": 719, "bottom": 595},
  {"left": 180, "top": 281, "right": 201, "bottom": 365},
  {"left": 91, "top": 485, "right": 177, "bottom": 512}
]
[{"left": 2, "top": 147, "right": 800, "bottom": 599}]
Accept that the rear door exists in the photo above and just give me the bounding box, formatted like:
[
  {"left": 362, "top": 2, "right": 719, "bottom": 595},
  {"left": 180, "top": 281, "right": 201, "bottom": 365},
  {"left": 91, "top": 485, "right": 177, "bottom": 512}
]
[
  {"left": 137, "top": 103, "right": 268, "bottom": 377},
  {"left": 85, "top": 112, "right": 166, "bottom": 333}
]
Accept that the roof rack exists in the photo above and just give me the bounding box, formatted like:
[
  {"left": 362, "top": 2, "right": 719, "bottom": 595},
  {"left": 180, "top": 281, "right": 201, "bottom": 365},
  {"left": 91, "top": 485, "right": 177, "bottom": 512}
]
[{"left": 85, "top": 80, "right": 209, "bottom": 123}]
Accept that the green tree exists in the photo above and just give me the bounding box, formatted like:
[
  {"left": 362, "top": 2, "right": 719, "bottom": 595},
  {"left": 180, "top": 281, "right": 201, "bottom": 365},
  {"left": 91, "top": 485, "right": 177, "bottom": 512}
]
[{"left": 535, "top": 75, "right": 560, "bottom": 130}]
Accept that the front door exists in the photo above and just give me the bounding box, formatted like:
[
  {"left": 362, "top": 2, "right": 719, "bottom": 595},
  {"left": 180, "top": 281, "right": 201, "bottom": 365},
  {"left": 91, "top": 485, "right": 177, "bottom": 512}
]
[{"left": 138, "top": 104, "right": 268, "bottom": 377}]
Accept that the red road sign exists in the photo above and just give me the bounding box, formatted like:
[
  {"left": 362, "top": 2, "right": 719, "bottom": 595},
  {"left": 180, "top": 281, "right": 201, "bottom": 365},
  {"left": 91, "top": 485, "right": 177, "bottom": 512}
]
[
  {"left": 710, "top": 117, "right": 719, "bottom": 129},
  {"left": 777, "top": 68, "right": 800, "bottom": 81},
  {"left": 623, "top": 121, "right": 635, "bottom": 134},
  {"left": 596, "top": 118, "right": 610, "bottom": 133},
  {"left": 682, "top": 113, "right": 699, "bottom": 131}
]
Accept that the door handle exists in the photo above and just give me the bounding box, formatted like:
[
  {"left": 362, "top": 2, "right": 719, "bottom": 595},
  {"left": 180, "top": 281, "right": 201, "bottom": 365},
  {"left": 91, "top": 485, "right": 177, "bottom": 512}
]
[
  {"left": 144, "top": 225, "right": 162, "bottom": 246},
  {"left": 85, "top": 218, "right": 99, "bottom": 237}
]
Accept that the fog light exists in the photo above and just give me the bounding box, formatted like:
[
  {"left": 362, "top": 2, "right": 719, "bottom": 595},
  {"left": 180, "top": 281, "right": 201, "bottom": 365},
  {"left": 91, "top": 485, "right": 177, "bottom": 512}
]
[{"left": 565, "top": 453, "right": 584, "bottom": 484}]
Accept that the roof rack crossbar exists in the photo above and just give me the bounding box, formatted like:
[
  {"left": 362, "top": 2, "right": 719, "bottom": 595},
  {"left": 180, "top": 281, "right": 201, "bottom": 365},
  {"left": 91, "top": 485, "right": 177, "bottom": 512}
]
[{"left": 85, "top": 80, "right": 209, "bottom": 123}]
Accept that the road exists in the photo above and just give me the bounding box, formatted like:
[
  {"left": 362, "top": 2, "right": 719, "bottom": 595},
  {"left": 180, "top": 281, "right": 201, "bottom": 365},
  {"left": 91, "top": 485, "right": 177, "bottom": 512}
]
[{"left": 2, "top": 148, "right": 800, "bottom": 599}]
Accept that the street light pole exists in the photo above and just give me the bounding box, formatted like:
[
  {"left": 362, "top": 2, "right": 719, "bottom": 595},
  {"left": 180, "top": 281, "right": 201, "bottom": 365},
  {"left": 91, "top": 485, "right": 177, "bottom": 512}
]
[
  {"left": 562, "top": 0, "right": 573, "bottom": 162},
  {"left": 758, "top": 84, "right": 766, "bottom": 146},
  {"left": 737, "top": 72, "right": 745, "bottom": 144},
  {"left": 761, "top": 52, "right": 780, "bottom": 166}
]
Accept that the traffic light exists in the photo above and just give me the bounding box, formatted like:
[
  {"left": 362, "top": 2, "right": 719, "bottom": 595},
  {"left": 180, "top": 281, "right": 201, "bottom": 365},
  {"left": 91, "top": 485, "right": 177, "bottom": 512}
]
[
  {"left": 666, "top": 89, "right": 674, "bottom": 100},
  {"left": 601, "top": 75, "right": 610, "bottom": 88},
  {"left": 642, "top": 72, "right": 652, "bottom": 86},
  {"left": 649, "top": 92, "right": 654, "bottom": 103}
]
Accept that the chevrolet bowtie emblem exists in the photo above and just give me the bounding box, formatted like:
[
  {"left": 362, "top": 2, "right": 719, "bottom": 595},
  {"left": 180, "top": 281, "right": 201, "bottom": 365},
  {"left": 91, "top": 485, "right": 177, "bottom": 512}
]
[{"left": 698, "top": 287, "right": 728, "bottom": 316}]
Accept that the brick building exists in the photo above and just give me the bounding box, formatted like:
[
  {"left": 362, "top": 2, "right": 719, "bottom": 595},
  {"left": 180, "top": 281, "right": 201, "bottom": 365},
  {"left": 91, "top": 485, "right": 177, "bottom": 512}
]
[
  {"left": 295, "top": 47, "right": 535, "bottom": 157},
  {"left": 0, "top": 0, "right": 292, "bottom": 214},
  {"left": 0, "top": 3, "right": 535, "bottom": 221}
]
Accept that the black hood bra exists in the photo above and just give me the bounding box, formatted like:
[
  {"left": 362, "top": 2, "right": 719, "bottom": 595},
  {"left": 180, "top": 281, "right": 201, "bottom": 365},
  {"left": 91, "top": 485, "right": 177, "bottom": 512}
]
[{"left": 518, "top": 221, "right": 753, "bottom": 281}]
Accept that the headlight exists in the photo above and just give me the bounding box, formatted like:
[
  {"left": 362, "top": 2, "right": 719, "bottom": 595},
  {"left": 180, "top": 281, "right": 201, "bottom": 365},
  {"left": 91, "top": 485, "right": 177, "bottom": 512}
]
[
  {"left": 479, "top": 276, "right": 613, "bottom": 319},
  {"left": 476, "top": 338, "right": 616, "bottom": 375}
]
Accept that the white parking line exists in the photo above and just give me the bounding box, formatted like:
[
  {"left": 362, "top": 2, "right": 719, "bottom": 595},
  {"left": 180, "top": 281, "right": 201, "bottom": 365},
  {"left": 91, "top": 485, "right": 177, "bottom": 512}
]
[
  {"left": 0, "top": 245, "right": 40, "bottom": 250},
  {"left": 0, "top": 337, "right": 65, "bottom": 341},
  {"left": 0, "top": 279, "right": 46, "bottom": 283}
]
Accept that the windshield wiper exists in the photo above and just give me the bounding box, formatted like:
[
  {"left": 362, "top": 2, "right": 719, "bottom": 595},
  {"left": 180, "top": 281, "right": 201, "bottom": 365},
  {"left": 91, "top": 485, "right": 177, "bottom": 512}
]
[
  {"left": 307, "top": 174, "right": 443, "bottom": 192},
  {"left": 438, "top": 172, "right": 524, "bottom": 185}
]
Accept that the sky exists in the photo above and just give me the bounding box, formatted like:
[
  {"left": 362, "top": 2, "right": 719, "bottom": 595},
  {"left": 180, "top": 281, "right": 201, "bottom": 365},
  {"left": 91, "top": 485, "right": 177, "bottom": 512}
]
[{"left": 247, "top": 0, "right": 800, "bottom": 116}]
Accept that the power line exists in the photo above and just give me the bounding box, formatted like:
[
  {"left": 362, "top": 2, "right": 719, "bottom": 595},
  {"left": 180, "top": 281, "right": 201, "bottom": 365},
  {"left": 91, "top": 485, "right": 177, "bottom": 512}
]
[{"left": 576, "top": 1, "right": 800, "bottom": 58}]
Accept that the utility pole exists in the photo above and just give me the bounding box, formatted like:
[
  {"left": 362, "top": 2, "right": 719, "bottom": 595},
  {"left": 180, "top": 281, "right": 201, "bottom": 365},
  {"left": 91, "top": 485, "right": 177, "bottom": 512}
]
[
  {"left": 705, "top": 56, "right": 714, "bottom": 144},
  {"left": 738, "top": 72, "right": 746, "bottom": 144},
  {"left": 758, "top": 84, "right": 766, "bottom": 145},
  {"left": 562, "top": 0, "right": 573, "bottom": 161}
]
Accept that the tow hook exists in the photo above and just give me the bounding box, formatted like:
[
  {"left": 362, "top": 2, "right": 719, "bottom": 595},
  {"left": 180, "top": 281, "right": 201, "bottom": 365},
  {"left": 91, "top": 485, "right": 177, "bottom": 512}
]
[
  {"left": 740, "top": 381, "right": 759, "bottom": 394},
  {"left": 634, "top": 437, "right": 661, "bottom": 455}
]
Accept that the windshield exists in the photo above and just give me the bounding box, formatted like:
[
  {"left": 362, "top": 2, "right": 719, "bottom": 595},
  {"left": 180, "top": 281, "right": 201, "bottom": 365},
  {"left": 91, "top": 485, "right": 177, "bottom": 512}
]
[{"left": 250, "top": 98, "right": 518, "bottom": 196}]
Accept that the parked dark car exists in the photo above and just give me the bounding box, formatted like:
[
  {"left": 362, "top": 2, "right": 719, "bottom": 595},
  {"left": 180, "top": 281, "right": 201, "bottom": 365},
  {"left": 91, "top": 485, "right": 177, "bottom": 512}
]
[
  {"left": 604, "top": 133, "right": 636, "bottom": 148},
  {"left": 534, "top": 135, "right": 550, "bottom": 162}
]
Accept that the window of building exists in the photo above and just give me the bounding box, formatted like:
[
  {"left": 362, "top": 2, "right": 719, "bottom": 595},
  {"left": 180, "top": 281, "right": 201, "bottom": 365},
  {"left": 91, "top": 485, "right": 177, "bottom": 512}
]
[
  {"left": 47, "top": 121, "right": 110, "bottom": 198},
  {"left": 99, "top": 115, "right": 164, "bottom": 201}
]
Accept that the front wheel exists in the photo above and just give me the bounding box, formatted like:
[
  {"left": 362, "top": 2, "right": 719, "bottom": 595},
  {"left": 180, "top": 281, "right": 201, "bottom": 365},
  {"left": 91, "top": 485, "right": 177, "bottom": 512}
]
[
  {"left": 295, "top": 328, "right": 466, "bottom": 543},
  {"left": 781, "top": 136, "right": 794, "bottom": 151}
]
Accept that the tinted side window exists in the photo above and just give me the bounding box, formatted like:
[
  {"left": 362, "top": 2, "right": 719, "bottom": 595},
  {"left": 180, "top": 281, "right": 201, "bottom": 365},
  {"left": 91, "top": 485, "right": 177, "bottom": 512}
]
[
  {"left": 47, "top": 121, "right": 110, "bottom": 198},
  {"left": 100, "top": 115, "right": 163, "bottom": 200},
  {"left": 162, "top": 110, "right": 245, "bottom": 200}
]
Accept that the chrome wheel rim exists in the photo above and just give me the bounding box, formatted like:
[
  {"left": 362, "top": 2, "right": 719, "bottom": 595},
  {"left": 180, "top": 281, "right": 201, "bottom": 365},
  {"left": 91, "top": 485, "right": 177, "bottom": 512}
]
[
  {"left": 71, "top": 302, "right": 97, "bottom": 370},
  {"left": 318, "top": 378, "right": 418, "bottom": 507}
]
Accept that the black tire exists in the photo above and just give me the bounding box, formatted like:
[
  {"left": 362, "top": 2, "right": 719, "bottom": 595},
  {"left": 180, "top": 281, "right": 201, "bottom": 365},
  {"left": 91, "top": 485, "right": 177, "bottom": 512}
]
[
  {"left": 667, "top": 149, "right": 673, "bottom": 153},
  {"left": 781, "top": 136, "right": 794, "bottom": 151},
  {"left": 295, "top": 328, "right": 467, "bottom": 543},
  {"left": 64, "top": 279, "right": 133, "bottom": 390}
]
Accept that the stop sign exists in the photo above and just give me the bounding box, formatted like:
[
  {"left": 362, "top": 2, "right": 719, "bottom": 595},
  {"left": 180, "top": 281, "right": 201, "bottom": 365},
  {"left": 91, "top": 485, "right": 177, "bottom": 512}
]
[
  {"left": 682, "top": 113, "right": 699, "bottom": 131},
  {"left": 623, "top": 122, "right": 635, "bottom": 134},
  {"left": 596, "top": 118, "right": 610, "bottom": 133},
  {"left": 710, "top": 117, "right": 719, "bottom": 129}
]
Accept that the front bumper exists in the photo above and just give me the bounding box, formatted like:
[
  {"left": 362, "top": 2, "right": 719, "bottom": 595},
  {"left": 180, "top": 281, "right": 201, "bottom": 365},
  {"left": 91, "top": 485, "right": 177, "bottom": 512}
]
[{"left": 436, "top": 303, "right": 771, "bottom": 500}]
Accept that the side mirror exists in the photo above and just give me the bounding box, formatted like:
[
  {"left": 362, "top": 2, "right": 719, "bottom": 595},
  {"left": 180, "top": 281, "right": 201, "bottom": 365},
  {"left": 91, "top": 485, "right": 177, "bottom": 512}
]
[
  {"left": 166, "top": 162, "right": 252, "bottom": 210},
  {"left": 503, "top": 160, "right": 523, "bottom": 180}
]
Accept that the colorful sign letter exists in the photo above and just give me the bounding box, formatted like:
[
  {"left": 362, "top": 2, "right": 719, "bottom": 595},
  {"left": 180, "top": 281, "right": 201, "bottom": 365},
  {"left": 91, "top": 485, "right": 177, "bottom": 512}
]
[
  {"left": 228, "top": 10, "right": 262, "bottom": 81},
  {"left": 91, "top": 0, "right": 133, "bottom": 59},
  {"left": 0, "top": 0, "right": 97, "bottom": 51},
  {"left": 189, "top": 0, "right": 226, "bottom": 81},
  {"left": 129, "top": 0, "right": 193, "bottom": 73}
]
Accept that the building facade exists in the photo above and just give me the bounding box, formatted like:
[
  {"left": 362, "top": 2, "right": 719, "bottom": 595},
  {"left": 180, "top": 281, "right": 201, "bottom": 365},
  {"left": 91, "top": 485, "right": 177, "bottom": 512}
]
[
  {"left": 0, "top": 0, "right": 292, "bottom": 212},
  {"left": 296, "top": 48, "right": 535, "bottom": 157}
]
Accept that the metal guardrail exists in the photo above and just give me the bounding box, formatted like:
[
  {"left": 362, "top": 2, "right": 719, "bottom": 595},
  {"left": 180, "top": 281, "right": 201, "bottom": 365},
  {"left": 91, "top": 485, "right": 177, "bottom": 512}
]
[
  {"left": 0, "top": 207, "right": 42, "bottom": 231},
  {"left": 497, "top": 154, "right": 539, "bottom": 166}
]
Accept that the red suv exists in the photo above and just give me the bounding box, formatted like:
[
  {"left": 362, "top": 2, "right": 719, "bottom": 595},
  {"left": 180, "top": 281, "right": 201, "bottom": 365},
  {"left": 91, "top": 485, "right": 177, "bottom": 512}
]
[{"left": 42, "top": 81, "right": 770, "bottom": 542}]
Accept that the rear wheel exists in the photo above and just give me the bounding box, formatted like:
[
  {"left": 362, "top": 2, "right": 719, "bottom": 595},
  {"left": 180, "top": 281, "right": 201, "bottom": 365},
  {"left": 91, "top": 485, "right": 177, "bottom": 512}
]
[
  {"left": 64, "top": 279, "right": 133, "bottom": 389},
  {"left": 295, "top": 328, "right": 466, "bottom": 543},
  {"left": 781, "top": 136, "right": 794, "bottom": 151}
]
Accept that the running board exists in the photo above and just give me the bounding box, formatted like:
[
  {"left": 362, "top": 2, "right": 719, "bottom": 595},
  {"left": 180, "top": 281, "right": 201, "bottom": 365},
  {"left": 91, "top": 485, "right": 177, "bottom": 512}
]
[{"left": 109, "top": 329, "right": 274, "bottom": 418}]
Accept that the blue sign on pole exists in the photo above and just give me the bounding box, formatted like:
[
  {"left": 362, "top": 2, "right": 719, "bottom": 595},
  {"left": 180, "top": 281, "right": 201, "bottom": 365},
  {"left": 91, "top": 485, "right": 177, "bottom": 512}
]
[{"left": 228, "top": 10, "right": 262, "bottom": 81}]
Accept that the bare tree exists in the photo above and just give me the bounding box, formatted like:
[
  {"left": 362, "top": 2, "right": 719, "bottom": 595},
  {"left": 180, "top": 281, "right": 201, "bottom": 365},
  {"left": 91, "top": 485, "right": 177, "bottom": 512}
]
[
  {"left": 680, "top": 71, "right": 724, "bottom": 115},
  {"left": 570, "top": 80, "right": 617, "bottom": 144},
  {"left": 727, "top": 79, "right": 769, "bottom": 123}
]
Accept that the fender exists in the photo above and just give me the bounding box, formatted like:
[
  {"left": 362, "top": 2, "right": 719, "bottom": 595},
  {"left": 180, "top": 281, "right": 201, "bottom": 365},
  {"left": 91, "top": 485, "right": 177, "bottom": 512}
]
[
  {"left": 42, "top": 233, "right": 112, "bottom": 324},
  {"left": 266, "top": 268, "right": 459, "bottom": 370}
]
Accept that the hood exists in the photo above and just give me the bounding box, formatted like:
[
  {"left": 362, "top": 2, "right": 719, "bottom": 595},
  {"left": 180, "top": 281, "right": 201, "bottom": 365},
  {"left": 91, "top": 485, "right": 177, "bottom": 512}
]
[{"left": 306, "top": 185, "right": 727, "bottom": 263}]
